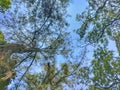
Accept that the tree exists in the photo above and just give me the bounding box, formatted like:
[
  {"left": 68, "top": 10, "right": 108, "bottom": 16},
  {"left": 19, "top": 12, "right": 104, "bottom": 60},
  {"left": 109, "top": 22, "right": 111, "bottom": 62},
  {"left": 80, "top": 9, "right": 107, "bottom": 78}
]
[
  {"left": 20, "top": 56, "right": 90, "bottom": 90},
  {"left": 0, "top": 0, "right": 82, "bottom": 89},
  {"left": 23, "top": 62, "right": 70, "bottom": 90},
  {"left": 90, "top": 47, "right": 120, "bottom": 90},
  {"left": 77, "top": 0, "right": 120, "bottom": 89},
  {"left": 3, "top": 0, "right": 120, "bottom": 89}
]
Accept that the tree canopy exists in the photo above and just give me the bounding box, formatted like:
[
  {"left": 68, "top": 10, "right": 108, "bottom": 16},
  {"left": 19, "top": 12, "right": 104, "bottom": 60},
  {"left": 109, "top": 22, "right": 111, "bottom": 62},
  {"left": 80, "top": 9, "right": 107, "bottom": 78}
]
[
  {"left": 77, "top": 0, "right": 120, "bottom": 89},
  {"left": 0, "top": 0, "right": 120, "bottom": 90}
]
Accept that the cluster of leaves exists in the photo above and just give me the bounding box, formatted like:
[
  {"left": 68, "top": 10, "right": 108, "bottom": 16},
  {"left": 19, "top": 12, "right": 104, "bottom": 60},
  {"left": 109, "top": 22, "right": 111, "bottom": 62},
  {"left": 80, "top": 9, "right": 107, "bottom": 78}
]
[
  {"left": 0, "top": 30, "right": 5, "bottom": 44},
  {"left": 0, "top": 0, "right": 11, "bottom": 13},
  {"left": 77, "top": 0, "right": 120, "bottom": 89},
  {"left": 23, "top": 63, "right": 70, "bottom": 90},
  {"left": 77, "top": 0, "right": 120, "bottom": 44},
  {"left": 90, "top": 47, "right": 120, "bottom": 89}
]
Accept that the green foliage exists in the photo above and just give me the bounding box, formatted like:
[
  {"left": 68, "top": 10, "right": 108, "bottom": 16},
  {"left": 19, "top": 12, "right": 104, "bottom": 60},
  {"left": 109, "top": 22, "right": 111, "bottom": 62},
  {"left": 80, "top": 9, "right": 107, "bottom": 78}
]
[
  {"left": 0, "top": 79, "right": 9, "bottom": 90},
  {"left": 0, "top": 0, "right": 75, "bottom": 89},
  {"left": 0, "top": 0, "right": 11, "bottom": 12},
  {"left": 90, "top": 47, "right": 120, "bottom": 89},
  {"left": 113, "top": 31, "right": 120, "bottom": 55},
  {"left": 1, "top": 0, "right": 120, "bottom": 89},
  {"left": 77, "top": 0, "right": 120, "bottom": 44},
  {"left": 0, "top": 30, "right": 5, "bottom": 44},
  {"left": 77, "top": 0, "right": 120, "bottom": 89},
  {"left": 23, "top": 63, "right": 70, "bottom": 90},
  {"left": 0, "top": 65, "right": 10, "bottom": 90}
]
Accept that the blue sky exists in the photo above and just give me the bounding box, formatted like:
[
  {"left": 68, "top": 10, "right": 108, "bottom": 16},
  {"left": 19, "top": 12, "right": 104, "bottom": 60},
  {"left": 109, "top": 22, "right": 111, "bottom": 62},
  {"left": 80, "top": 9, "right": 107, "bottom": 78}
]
[
  {"left": 64, "top": 1, "right": 88, "bottom": 89},
  {"left": 67, "top": 0, "right": 88, "bottom": 30},
  {"left": 56, "top": 0, "right": 88, "bottom": 66}
]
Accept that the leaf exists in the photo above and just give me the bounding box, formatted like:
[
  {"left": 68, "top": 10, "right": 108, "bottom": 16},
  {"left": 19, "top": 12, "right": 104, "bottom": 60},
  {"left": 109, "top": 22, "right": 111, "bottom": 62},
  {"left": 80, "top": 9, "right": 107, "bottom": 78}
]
[
  {"left": 0, "top": 0, "right": 11, "bottom": 12},
  {"left": 0, "top": 30, "right": 5, "bottom": 44}
]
